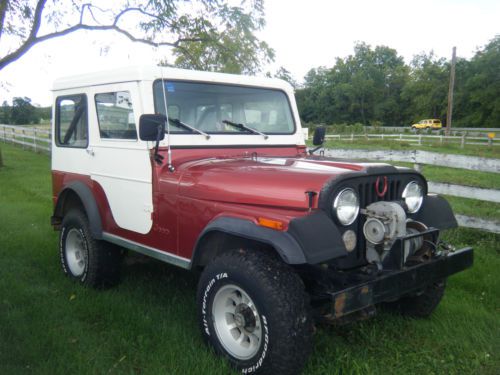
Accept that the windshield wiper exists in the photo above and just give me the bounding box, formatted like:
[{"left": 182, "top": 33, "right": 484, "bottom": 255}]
[
  {"left": 169, "top": 118, "right": 210, "bottom": 139},
  {"left": 222, "top": 119, "right": 269, "bottom": 140}
]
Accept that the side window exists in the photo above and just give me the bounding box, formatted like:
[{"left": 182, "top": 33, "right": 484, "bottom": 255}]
[
  {"left": 95, "top": 91, "right": 137, "bottom": 140},
  {"left": 56, "top": 95, "right": 88, "bottom": 148}
]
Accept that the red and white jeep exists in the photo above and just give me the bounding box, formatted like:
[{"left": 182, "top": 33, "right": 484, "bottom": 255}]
[{"left": 50, "top": 66, "right": 473, "bottom": 375}]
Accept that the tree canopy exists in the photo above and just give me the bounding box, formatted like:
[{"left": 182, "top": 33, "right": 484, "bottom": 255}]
[
  {"left": 1, "top": 97, "right": 50, "bottom": 124},
  {"left": 0, "top": 0, "right": 274, "bottom": 74},
  {"left": 296, "top": 36, "right": 500, "bottom": 128}
]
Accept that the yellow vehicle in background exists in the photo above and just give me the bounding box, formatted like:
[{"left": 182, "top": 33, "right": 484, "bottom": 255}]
[{"left": 411, "top": 119, "right": 442, "bottom": 130}]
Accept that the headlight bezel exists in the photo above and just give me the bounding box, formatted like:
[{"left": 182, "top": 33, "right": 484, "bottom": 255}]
[
  {"left": 402, "top": 180, "right": 424, "bottom": 213},
  {"left": 332, "top": 187, "right": 360, "bottom": 226}
]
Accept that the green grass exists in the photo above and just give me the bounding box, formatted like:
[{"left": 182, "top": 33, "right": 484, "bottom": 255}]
[
  {"left": 323, "top": 139, "right": 500, "bottom": 159},
  {"left": 443, "top": 196, "right": 500, "bottom": 221},
  {"left": 0, "top": 143, "right": 499, "bottom": 375},
  {"left": 420, "top": 165, "right": 500, "bottom": 190}
]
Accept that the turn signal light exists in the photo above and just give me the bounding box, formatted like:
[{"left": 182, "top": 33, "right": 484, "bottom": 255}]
[{"left": 257, "top": 217, "right": 284, "bottom": 231}]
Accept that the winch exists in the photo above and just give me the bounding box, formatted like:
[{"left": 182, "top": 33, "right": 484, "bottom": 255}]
[{"left": 362, "top": 201, "right": 427, "bottom": 269}]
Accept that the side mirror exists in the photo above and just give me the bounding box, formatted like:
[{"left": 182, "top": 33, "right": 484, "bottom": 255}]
[
  {"left": 139, "top": 114, "right": 166, "bottom": 141},
  {"left": 312, "top": 126, "right": 326, "bottom": 146}
]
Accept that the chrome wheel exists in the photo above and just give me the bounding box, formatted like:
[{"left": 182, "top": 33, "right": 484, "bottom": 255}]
[
  {"left": 65, "top": 228, "right": 87, "bottom": 277},
  {"left": 212, "top": 284, "right": 262, "bottom": 360}
]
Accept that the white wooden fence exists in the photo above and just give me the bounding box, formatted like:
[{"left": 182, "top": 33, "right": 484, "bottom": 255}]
[{"left": 0, "top": 124, "right": 51, "bottom": 152}]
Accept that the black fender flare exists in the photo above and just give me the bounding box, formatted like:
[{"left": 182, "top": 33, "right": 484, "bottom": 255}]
[
  {"left": 53, "top": 181, "right": 103, "bottom": 239},
  {"left": 414, "top": 194, "right": 458, "bottom": 230},
  {"left": 192, "top": 212, "right": 347, "bottom": 267}
]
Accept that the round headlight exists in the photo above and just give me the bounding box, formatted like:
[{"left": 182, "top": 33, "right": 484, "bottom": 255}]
[
  {"left": 402, "top": 181, "right": 423, "bottom": 213},
  {"left": 333, "top": 188, "right": 360, "bottom": 225}
]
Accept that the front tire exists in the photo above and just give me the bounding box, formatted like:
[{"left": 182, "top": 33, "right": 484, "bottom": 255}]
[
  {"left": 60, "top": 209, "right": 122, "bottom": 288},
  {"left": 197, "top": 249, "right": 312, "bottom": 375},
  {"left": 384, "top": 279, "right": 446, "bottom": 318}
]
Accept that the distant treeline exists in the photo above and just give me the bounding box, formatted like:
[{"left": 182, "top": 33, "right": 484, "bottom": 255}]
[
  {"left": 295, "top": 35, "right": 500, "bottom": 128},
  {"left": 1, "top": 97, "right": 51, "bottom": 125}
]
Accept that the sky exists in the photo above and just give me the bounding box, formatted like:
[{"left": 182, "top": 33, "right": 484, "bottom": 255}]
[{"left": 0, "top": 0, "right": 499, "bottom": 107}]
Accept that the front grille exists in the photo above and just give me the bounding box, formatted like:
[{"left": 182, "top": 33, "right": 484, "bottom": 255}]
[{"left": 357, "top": 177, "right": 402, "bottom": 208}]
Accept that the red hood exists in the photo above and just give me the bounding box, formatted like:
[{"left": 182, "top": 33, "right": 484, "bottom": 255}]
[{"left": 177, "top": 156, "right": 387, "bottom": 210}]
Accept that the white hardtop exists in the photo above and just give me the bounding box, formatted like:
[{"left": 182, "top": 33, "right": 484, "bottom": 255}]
[{"left": 52, "top": 65, "right": 293, "bottom": 92}]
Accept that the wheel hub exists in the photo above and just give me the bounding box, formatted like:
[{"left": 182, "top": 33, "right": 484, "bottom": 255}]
[
  {"left": 65, "top": 228, "right": 87, "bottom": 277},
  {"left": 212, "top": 284, "right": 263, "bottom": 360},
  {"left": 234, "top": 304, "right": 256, "bottom": 332}
]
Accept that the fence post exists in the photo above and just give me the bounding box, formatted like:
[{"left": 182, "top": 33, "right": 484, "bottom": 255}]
[
  {"left": 461, "top": 134, "right": 466, "bottom": 149},
  {"left": 440, "top": 135, "right": 443, "bottom": 145},
  {"left": 419, "top": 134, "right": 422, "bottom": 146},
  {"left": 381, "top": 133, "right": 384, "bottom": 140},
  {"left": 34, "top": 128, "right": 37, "bottom": 153},
  {"left": 399, "top": 133, "right": 402, "bottom": 141},
  {"left": 22, "top": 129, "right": 26, "bottom": 149},
  {"left": 351, "top": 133, "right": 354, "bottom": 142}
]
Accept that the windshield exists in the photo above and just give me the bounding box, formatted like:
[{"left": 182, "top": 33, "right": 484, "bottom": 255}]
[{"left": 153, "top": 80, "right": 295, "bottom": 134}]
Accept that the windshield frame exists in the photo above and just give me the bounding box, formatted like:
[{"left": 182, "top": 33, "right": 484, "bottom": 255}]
[{"left": 152, "top": 79, "right": 297, "bottom": 136}]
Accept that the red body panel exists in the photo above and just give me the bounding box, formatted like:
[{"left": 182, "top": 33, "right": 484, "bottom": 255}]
[{"left": 52, "top": 146, "right": 371, "bottom": 260}]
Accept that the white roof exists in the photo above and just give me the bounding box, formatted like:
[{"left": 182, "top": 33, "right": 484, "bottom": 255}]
[{"left": 52, "top": 65, "right": 293, "bottom": 92}]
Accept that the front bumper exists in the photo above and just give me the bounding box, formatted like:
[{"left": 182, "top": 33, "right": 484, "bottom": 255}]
[{"left": 324, "top": 247, "right": 473, "bottom": 318}]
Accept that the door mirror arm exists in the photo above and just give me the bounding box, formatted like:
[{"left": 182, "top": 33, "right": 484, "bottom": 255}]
[{"left": 153, "top": 124, "right": 164, "bottom": 165}]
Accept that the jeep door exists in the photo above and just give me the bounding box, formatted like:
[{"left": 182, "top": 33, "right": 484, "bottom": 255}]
[{"left": 88, "top": 82, "right": 153, "bottom": 234}]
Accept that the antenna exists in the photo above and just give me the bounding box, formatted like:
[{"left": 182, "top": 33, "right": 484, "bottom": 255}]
[{"left": 157, "top": 44, "right": 175, "bottom": 172}]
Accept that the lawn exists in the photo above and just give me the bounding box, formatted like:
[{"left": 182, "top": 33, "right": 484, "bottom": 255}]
[{"left": 0, "top": 143, "right": 499, "bottom": 375}]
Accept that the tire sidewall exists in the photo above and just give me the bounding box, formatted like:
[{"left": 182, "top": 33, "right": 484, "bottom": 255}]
[
  {"left": 59, "top": 212, "right": 90, "bottom": 283},
  {"left": 199, "top": 266, "right": 271, "bottom": 374}
]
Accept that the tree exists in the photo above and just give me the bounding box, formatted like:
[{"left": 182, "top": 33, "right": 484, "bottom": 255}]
[
  {"left": 171, "top": 2, "right": 273, "bottom": 74},
  {"left": 457, "top": 36, "right": 500, "bottom": 127},
  {"left": 296, "top": 42, "right": 409, "bottom": 126},
  {"left": 401, "top": 52, "right": 448, "bottom": 123},
  {"left": 10, "top": 96, "right": 37, "bottom": 124},
  {"left": 0, "top": 100, "right": 9, "bottom": 123},
  {"left": 0, "top": 0, "right": 273, "bottom": 74},
  {"left": 272, "top": 66, "right": 298, "bottom": 88}
]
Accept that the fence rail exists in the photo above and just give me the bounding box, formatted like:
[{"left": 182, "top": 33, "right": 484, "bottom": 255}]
[
  {"left": 322, "top": 148, "right": 500, "bottom": 173},
  {"left": 323, "top": 133, "right": 499, "bottom": 147},
  {"left": 369, "top": 126, "right": 500, "bottom": 133}
]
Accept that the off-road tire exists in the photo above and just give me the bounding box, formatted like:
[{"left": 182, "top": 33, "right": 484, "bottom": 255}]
[
  {"left": 384, "top": 279, "right": 446, "bottom": 318},
  {"left": 197, "top": 249, "right": 313, "bottom": 375},
  {"left": 60, "top": 209, "right": 122, "bottom": 288}
]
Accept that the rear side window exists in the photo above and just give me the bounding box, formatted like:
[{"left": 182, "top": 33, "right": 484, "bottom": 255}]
[
  {"left": 56, "top": 94, "right": 88, "bottom": 148},
  {"left": 95, "top": 91, "right": 137, "bottom": 140}
]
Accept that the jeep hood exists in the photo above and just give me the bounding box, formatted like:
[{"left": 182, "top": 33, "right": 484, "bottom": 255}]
[{"left": 178, "top": 157, "right": 392, "bottom": 210}]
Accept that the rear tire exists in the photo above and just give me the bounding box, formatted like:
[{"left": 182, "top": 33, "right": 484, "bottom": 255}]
[
  {"left": 384, "top": 279, "right": 446, "bottom": 318},
  {"left": 59, "top": 209, "right": 122, "bottom": 288},
  {"left": 197, "top": 249, "right": 313, "bottom": 375}
]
